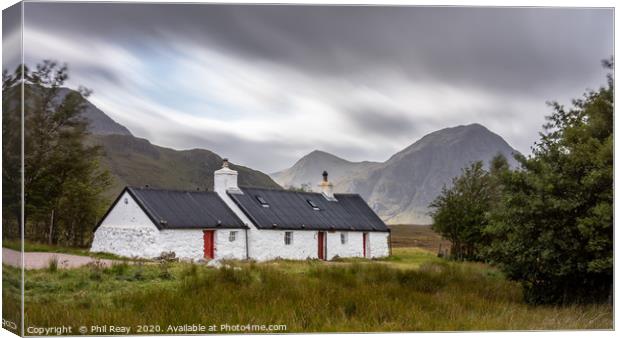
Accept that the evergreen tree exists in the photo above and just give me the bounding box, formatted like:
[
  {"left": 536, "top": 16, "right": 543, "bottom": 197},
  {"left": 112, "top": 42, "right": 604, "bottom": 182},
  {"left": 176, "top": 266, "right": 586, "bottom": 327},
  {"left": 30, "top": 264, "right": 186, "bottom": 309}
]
[
  {"left": 486, "top": 59, "right": 613, "bottom": 304},
  {"left": 429, "top": 161, "right": 494, "bottom": 261},
  {"left": 2, "top": 60, "right": 111, "bottom": 246}
]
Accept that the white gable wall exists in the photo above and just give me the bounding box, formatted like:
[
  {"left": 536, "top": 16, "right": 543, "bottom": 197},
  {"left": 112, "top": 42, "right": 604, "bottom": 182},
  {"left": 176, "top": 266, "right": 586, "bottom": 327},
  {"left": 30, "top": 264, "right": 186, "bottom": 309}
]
[
  {"left": 90, "top": 191, "right": 161, "bottom": 258},
  {"left": 369, "top": 232, "right": 390, "bottom": 258}
]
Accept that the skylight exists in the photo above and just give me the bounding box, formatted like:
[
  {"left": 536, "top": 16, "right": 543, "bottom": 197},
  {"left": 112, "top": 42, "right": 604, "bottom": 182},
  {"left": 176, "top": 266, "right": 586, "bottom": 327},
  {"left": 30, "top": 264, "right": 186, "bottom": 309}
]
[
  {"left": 307, "top": 199, "right": 320, "bottom": 211},
  {"left": 256, "top": 195, "right": 269, "bottom": 207}
]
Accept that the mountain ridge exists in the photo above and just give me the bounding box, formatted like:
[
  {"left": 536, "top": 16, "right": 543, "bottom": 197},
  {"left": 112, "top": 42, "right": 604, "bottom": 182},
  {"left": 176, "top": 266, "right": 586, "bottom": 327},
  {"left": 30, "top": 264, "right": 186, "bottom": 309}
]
[
  {"left": 271, "top": 123, "right": 520, "bottom": 224},
  {"left": 19, "top": 86, "right": 282, "bottom": 201}
]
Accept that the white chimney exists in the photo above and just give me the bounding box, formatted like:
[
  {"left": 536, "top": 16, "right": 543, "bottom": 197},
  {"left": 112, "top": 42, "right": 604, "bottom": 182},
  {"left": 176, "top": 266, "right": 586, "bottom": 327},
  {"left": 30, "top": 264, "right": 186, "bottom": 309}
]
[
  {"left": 319, "top": 170, "right": 336, "bottom": 200},
  {"left": 214, "top": 158, "right": 240, "bottom": 194}
]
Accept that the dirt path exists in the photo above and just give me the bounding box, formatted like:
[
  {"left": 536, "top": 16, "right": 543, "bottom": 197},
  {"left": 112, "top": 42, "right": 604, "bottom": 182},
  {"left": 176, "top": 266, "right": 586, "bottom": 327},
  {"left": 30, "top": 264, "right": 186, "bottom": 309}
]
[{"left": 2, "top": 248, "right": 116, "bottom": 270}]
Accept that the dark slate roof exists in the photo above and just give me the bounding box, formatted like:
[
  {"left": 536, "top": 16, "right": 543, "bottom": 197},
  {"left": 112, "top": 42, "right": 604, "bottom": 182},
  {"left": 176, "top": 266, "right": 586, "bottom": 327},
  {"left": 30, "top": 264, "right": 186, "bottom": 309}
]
[
  {"left": 96, "top": 187, "right": 246, "bottom": 230},
  {"left": 228, "top": 187, "right": 389, "bottom": 232}
]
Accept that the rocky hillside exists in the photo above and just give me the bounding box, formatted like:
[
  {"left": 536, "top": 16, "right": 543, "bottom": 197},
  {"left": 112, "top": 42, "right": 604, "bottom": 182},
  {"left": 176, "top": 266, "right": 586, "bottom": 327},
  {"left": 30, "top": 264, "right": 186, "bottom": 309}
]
[
  {"left": 56, "top": 87, "right": 133, "bottom": 136},
  {"left": 43, "top": 86, "right": 283, "bottom": 199},
  {"left": 90, "top": 134, "right": 281, "bottom": 200},
  {"left": 272, "top": 124, "right": 519, "bottom": 224}
]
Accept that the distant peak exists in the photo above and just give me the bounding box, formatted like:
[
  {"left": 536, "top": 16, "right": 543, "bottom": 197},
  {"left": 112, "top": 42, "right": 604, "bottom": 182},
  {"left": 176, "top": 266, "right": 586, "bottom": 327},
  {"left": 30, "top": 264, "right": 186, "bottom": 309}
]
[
  {"left": 462, "top": 123, "right": 489, "bottom": 130},
  {"left": 463, "top": 122, "right": 485, "bottom": 128},
  {"left": 303, "top": 149, "right": 342, "bottom": 159},
  {"left": 449, "top": 123, "right": 488, "bottom": 131},
  {"left": 430, "top": 123, "right": 493, "bottom": 137},
  {"left": 308, "top": 149, "right": 330, "bottom": 156}
]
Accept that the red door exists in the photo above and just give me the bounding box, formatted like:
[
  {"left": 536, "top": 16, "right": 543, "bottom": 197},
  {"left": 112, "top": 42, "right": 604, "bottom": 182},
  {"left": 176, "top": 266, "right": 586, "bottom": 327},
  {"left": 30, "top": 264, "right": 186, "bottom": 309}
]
[
  {"left": 318, "top": 232, "right": 325, "bottom": 260},
  {"left": 203, "top": 230, "right": 215, "bottom": 259},
  {"left": 363, "top": 232, "right": 369, "bottom": 258}
]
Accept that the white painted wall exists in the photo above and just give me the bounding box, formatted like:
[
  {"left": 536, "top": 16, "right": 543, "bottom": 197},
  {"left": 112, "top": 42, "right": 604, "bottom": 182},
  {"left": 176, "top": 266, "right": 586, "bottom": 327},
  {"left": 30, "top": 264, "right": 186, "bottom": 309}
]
[
  {"left": 247, "top": 230, "right": 390, "bottom": 261},
  {"left": 249, "top": 230, "right": 317, "bottom": 261},
  {"left": 159, "top": 229, "right": 203, "bottom": 260},
  {"left": 98, "top": 191, "right": 156, "bottom": 228},
  {"left": 90, "top": 191, "right": 161, "bottom": 258},
  {"left": 326, "top": 231, "right": 364, "bottom": 259},
  {"left": 159, "top": 229, "right": 247, "bottom": 261},
  {"left": 91, "top": 226, "right": 160, "bottom": 258},
  {"left": 369, "top": 232, "right": 390, "bottom": 258},
  {"left": 215, "top": 229, "right": 247, "bottom": 260}
]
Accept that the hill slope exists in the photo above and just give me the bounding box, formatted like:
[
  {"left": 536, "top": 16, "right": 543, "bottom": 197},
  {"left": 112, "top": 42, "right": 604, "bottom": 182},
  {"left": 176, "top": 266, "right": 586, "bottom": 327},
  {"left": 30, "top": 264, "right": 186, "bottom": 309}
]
[
  {"left": 90, "top": 134, "right": 281, "bottom": 200},
  {"left": 16, "top": 85, "right": 281, "bottom": 200},
  {"left": 271, "top": 124, "right": 519, "bottom": 224},
  {"left": 57, "top": 87, "right": 133, "bottom": 136}
]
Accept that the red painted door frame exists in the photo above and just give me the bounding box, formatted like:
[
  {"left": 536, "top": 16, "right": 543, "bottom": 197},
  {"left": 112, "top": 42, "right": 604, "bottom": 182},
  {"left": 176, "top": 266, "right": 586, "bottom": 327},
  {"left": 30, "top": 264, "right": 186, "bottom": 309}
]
[
  {"left": 363, "top": 232, "right": 368, "bottom": 258},
  {"left": 318, "top": 231, "right": 326, "bottom": 260},
  {"left": 203, "top": 230, "right": 215, "bottom": 259}
]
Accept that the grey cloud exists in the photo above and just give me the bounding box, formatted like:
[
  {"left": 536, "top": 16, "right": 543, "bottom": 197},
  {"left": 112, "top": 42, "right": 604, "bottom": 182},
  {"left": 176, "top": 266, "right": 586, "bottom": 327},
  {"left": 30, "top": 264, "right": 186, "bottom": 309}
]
[
  {"left": 23, "top": 4, "right": 613, "bottom": 96},
  {"left": 347, "top": 108, "right": 417, "bottom": 140},
  {"left": 2, "top": 3, "right": 22, "bottom": 71},
  {"left": 18, "top": 3, "right": 615, "bottom": 172}
]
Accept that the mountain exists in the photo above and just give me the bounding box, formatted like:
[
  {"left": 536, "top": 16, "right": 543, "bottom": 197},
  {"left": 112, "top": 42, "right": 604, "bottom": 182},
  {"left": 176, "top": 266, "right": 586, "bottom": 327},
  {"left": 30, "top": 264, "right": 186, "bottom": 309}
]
[
  {"left": 35, "top": 86, "right": 280, "bottom": 200},
  {"left": 56, "top": 87, "right": 133, "bottom": 136},
  {"left": 89, "top": 134, "right": 281, "bottom": 200},
  {"left": 270, "top": 150, "right": 380, "bottom": 190},
  {"left": 271, "top": 124, "right": 520, "bottom": 224}
]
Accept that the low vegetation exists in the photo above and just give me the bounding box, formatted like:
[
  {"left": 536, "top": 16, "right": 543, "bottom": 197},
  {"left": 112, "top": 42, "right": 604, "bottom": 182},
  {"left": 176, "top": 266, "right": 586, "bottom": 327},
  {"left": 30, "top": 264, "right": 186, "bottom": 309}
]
[
  {"left": 2, "top": 248, "right": 611, "bottom": 333},
  {"left": 388, "top": 224, "right": 450, "bottom": 253}
]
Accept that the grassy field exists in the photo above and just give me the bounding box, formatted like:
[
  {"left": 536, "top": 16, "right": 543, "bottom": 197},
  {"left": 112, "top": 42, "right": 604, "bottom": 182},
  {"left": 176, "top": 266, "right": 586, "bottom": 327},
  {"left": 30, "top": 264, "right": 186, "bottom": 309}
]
[
  {"left": 388, "top": 224, "right": 451, "bottom": 252},
  {"left": 2, "top": 247, "right": 612, "bottom": 333}
]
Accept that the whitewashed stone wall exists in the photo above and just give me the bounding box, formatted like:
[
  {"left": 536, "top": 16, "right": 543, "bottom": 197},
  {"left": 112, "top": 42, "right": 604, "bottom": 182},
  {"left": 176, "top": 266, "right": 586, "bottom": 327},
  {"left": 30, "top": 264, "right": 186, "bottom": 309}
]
[
  {"left": 247, "top": 230, "right": 317, "bottom": 261},
  {"left": 215, "top": 229, "right": 247, "bottom": 260},
  {"left": 326, "top": 231, "right": 364, "bottom": 259},
  {"left": 159, "top": 229, "right": 247, "bottom": 261},
  {"left": 369, "top": 232, "right": 390, "bottom": 258},
  {"left": 91, "top": 226, "right": 160, "bottom": 258},
  {"left": 159, "top": 229, "right": 203, "bottom": 260},
  {"left": 90, "top": 192, "right": 161, "bottom": 258},
  {"left": 246, "top": 230, "right": 390, "bottom": 261}
]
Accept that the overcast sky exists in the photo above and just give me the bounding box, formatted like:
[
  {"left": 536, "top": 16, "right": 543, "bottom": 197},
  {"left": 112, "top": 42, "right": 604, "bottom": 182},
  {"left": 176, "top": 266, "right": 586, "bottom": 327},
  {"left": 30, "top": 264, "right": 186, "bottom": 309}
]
[{"left": 10, "top": 3, "right": 615, "bottom": 172}]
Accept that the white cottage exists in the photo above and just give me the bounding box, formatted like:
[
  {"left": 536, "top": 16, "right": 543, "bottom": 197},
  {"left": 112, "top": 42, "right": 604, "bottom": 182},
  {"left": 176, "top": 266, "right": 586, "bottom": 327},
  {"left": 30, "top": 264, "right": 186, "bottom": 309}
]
[{"left": 91, "top": 159, "right": 391, "bottom": 261}]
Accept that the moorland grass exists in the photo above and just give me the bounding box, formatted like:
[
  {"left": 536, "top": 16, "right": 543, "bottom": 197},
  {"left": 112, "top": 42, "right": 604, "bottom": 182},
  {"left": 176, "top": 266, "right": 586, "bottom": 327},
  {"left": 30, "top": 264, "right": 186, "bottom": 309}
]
[{"left": 2, "top": 248, "right": 612, "bottom": 333}]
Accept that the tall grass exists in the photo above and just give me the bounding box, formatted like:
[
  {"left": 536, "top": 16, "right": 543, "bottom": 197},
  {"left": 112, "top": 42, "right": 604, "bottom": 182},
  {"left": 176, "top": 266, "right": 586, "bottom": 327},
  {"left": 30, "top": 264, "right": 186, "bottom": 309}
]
[
  {"left": 4, "top": 257, "right": 611, "bottom": 333},
  {"left": 47, "top": 257, "right": 59, "bottom": 273}
]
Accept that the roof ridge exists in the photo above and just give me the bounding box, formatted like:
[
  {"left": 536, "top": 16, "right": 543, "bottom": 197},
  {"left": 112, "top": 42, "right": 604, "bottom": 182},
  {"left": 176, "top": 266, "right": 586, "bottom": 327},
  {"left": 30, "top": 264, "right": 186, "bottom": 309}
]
[
  {"left": 333, "top": 193, "right": 362, "bottom": 197},
  {"left": 239, "top": 186, "right": 324, "bottom": 195},
  {"left": 128, "top": 186, "right": 215, "bottom": 194}
]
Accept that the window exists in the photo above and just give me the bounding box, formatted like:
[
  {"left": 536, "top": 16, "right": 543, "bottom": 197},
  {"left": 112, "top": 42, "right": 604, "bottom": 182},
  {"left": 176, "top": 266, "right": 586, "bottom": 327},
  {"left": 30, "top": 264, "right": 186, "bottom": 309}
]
[
  {"left": 256, "top": 195, "right": 269, "bottom": 208},
  {"left": 229, "top": 231, "right": 237, "bottom": 242},
  {"left": 306, "top": 199, "right": 320, "bottom": 211},
  {"left": 284, "top": 231, "right": 293, "bottom": 245},
  {"left": 340, "top": 232, "right": 347, "bottom": 244}
]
